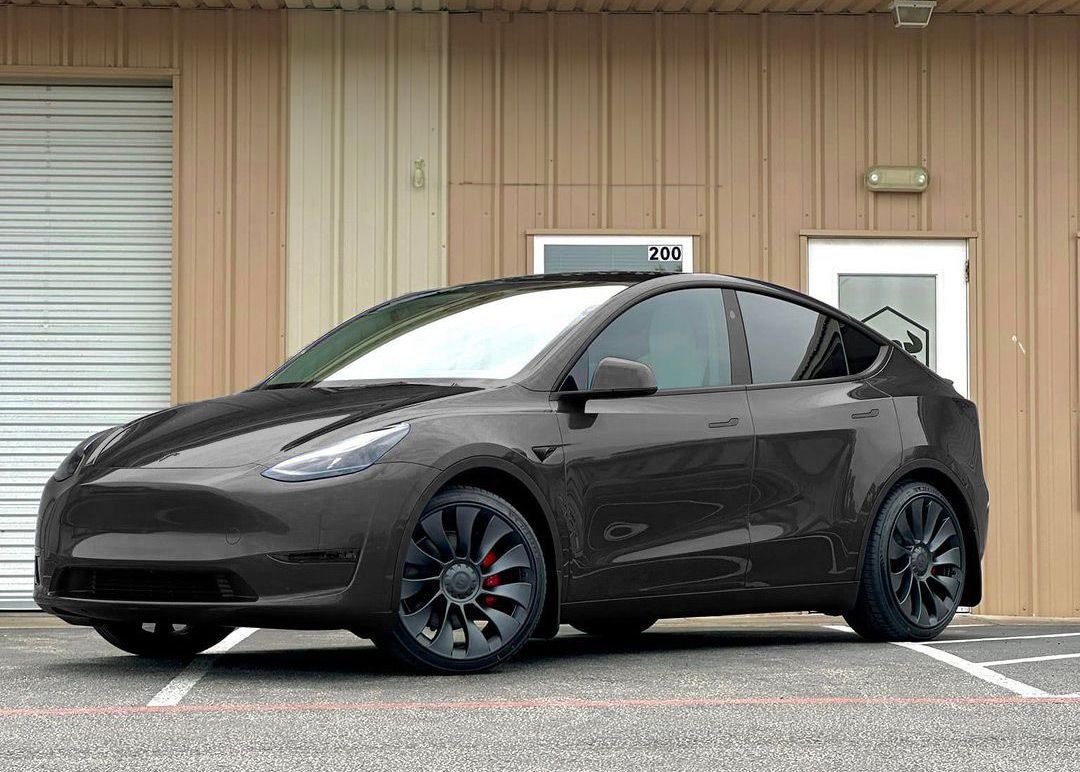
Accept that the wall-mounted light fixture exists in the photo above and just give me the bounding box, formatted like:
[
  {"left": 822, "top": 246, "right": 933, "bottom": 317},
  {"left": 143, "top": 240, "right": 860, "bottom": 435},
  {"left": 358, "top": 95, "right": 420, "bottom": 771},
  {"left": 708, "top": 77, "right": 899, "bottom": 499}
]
[
  {"left": 412, "top": 158, "right": 426, "bottom": 190},
  {"left": 889, "top": 0, "right": 935, "bottom": 28},
  {"left": 865, "top": 166, "right": 929, "bottom": 193}
]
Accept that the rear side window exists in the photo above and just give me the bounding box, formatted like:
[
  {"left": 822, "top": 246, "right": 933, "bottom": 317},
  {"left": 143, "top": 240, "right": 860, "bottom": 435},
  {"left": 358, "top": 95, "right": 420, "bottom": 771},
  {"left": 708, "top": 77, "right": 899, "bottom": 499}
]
[
  {"left": 736, "top": 291, "right": 848, "bottom": 383},
  {"left": 564, "top": 288, "right": 732, "bottom": 391},
  {"left": 841, "top": 323, "right": 884, "bottom": 375}
]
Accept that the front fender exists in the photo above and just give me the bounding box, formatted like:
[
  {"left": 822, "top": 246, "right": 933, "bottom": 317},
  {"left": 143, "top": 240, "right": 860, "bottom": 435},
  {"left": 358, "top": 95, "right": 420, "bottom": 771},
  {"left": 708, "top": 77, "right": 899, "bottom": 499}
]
[{"left": 380, "top": 451, "right": 568, "bottom": 623}]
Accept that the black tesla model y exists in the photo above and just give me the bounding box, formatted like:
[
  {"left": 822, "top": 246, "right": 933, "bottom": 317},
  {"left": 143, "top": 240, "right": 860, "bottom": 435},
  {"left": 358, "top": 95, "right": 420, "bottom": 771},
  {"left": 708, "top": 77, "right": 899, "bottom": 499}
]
[{"left": 35, "top": 272, "right": 988, "bottom": 673}]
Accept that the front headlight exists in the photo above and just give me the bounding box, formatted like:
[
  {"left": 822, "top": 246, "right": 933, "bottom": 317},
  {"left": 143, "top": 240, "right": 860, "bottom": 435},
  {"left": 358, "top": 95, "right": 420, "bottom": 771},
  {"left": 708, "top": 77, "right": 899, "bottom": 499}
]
[
  {"left": 53, "top": 428, "right": 115, "bottom": 482},
  {"left": 261, "top": 423, "right": 410, "bottom": 482}
]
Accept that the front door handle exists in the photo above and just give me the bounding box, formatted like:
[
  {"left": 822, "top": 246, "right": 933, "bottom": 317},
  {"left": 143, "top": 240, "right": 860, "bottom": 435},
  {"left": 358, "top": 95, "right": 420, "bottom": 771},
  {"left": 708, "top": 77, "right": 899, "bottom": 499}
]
[
  {"left": 709, "top": 417, "right": 740, "bottom": 428},
  {"left": 851, "top": 408, "right": 880, "bottom": 420}
]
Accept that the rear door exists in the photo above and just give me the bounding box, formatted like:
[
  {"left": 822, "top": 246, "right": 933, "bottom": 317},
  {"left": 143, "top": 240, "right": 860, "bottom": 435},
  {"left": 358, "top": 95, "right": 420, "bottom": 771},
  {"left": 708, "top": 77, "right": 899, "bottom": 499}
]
[
  {"left": 735, "top": 291, "right": 901, "bottom": 589},
  {"left": 556, "top": 287, "right": 755, "bottom": 602}
]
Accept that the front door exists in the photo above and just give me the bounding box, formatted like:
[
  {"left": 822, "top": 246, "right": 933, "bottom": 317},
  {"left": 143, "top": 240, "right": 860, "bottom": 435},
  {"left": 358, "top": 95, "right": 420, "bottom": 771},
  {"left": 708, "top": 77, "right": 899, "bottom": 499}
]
[
  {"left": 807, "top": 238, "right": 969, "bottom": 395},
  {"left": 556, "top": 287, "right": 754, "bottom": 602}
]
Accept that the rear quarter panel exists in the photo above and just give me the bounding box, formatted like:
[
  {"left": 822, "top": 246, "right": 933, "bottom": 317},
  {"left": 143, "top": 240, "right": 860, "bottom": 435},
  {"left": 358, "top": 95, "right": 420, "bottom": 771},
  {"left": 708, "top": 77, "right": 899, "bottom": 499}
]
[{"left": 866, "top": 351, "right": 989, "bottom": 556}]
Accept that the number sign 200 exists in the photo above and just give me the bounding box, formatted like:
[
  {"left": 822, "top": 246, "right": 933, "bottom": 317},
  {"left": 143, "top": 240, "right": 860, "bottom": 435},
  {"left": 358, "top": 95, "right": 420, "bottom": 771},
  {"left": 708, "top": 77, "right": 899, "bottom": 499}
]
[{"left": 647, "top": 245, "right": 682, "bottom": 262}]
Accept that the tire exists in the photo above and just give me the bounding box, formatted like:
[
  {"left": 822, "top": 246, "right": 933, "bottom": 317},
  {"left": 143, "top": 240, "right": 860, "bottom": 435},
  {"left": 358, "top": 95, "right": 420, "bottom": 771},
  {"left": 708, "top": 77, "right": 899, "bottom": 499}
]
[
  {"left": 94, "top": 622, "right": 234, "bottom": 658},
  {"left": 374, "top": 486, "right": 547, "bottom": 674},
  {"left": 570, "top": 618, "right": 657, "bottom": 637},
  {"left": 844, "top": 481, "right": 967, "bottom": 642}
]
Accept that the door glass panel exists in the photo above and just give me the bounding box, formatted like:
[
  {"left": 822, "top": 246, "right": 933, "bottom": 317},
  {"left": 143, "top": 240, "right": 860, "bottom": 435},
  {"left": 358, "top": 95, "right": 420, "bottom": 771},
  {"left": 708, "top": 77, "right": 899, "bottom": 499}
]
[
  {"left": 564, "top": 288, "right": 731, "bottom": 391},
  {"left": 838, "top": 274, "right": 936, "bottom": 370},
  {"left": 736, "top": 292, "right": 848, "bottom": 383}
]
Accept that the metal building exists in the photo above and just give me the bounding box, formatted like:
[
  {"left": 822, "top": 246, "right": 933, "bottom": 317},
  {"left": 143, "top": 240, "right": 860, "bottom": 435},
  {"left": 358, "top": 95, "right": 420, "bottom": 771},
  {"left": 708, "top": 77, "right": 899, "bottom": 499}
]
[{"left": 0, "top": 3, "right": 1078, "bottom": 617}]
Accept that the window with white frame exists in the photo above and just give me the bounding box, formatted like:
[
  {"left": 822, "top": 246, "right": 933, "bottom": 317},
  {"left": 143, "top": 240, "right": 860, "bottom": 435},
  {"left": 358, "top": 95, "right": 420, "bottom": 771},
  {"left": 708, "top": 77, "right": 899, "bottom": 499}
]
[{"left": 532, "top": 234, "right": 694, "bottom": 275}]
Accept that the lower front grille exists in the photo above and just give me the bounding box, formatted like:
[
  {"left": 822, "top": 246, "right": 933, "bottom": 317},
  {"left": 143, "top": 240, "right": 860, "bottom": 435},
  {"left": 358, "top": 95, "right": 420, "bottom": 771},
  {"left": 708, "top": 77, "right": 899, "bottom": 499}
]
[{"left": 54, "top": 567, "right": 258, "bottom": 603}]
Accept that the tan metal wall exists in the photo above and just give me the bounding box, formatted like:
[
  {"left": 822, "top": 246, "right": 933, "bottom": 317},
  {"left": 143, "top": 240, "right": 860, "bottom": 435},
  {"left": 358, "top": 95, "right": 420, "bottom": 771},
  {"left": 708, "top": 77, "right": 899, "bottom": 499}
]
[
  {"left": 448, "top": 12, "right": 1080, "bottom": 617},
  {"left": 286, "top": 10, "right": 447, "bottom": 354},
  {"left": 0, "top": 6, "right": 286, "bottom": 403}
]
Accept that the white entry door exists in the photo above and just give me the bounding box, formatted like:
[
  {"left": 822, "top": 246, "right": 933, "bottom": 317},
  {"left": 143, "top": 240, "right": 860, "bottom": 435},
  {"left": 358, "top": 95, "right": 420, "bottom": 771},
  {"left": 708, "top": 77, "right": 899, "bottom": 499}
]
[{"left": 808, "top": 238, "right": 968, "bottom": 397}]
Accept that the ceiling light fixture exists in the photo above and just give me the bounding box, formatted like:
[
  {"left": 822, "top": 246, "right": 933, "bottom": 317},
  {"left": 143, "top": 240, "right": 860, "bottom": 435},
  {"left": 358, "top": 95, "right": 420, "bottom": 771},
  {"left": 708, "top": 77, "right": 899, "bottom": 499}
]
[{"left": 889, "top": 0, "right": 936, "bottom": 28}]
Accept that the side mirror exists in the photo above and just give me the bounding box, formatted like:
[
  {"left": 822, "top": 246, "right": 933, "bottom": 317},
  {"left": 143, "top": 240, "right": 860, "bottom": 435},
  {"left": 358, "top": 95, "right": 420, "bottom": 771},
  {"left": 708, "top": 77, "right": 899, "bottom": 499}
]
[{"left": 559, "top": 357, "right": 658, "bottom": 402}]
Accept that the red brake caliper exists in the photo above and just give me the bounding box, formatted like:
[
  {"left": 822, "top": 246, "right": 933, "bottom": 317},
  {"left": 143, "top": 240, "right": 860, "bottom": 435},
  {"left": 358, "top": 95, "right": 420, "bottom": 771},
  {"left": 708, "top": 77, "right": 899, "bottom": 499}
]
[{"left": 480, "top": 551, "right": 499, "bottom": 605}]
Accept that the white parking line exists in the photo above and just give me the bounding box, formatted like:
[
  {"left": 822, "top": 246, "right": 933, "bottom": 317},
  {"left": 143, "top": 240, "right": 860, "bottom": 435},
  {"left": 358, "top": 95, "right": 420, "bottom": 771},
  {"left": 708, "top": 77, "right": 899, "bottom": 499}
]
[
  {"left": 147, "top": 628, "right": 258, "bottom": 707},
  {"left": 823, "top": 624, "right": 1049, "bottom": 698},
  {"left": 891, "top": 641, "right": 1050, "bottom": 698},
  {"left": 924, "top": 632, "right": 1080, "bottom": 646},
  {"left": 976, "top": 652, "right": 1080, "bottom": 668}
]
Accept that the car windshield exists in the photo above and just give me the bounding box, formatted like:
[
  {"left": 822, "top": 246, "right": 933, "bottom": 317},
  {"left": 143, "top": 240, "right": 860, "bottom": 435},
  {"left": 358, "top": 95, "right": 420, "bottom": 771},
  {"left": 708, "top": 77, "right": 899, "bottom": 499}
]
[{"left": 260, "top": 280, "right": 629, "bottom": 388}]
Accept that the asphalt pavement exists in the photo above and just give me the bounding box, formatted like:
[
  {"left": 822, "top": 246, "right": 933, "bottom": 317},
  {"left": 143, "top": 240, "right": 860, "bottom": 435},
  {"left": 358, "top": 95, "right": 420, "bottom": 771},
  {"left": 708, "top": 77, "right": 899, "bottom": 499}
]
[{"left": 1, "top": 613, "right": 1078, "bottom": 771}]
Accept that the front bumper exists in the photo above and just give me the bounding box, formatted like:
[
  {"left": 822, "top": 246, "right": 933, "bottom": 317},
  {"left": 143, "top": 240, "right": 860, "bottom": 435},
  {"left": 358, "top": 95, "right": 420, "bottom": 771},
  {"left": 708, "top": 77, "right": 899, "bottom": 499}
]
[{"left": 34, "top": 460, "right": 440, "bottom": 632}]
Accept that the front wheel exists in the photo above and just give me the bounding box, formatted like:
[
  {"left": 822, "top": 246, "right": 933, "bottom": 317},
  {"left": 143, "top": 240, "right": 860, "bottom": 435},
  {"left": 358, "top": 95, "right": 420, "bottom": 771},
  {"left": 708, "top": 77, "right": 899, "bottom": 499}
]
[
  {"left": 844, "top": 481, "right": 967, "bottom": 642},
  {"left": 94, "top": 622, "right": 234, "bottom": 658},
  {"left": 374, "top": 486, "right": 547, "bottom": 674}
]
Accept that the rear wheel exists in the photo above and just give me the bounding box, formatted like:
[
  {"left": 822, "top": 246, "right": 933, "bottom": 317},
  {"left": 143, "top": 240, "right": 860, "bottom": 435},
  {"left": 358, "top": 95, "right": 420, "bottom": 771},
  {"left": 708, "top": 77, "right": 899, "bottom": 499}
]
[
  {"left": 570, "top": 618, "right": 657, "bottom": 637},
  {"left": 845, "top": 481, "right": 967, "bottom": 642},
  {"left": 94, "top": 622, "right": 233, "bottom": 658},
  {"left": 374, "top": 486, "right": 546, "bottom": 673}
]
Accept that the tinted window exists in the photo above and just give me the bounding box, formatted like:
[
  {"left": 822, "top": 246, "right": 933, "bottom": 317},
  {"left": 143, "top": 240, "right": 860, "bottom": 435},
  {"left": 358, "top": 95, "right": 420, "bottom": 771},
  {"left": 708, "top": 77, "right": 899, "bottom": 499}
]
[
  {"left": 262, "top": 281, "right": 628, "bottom": 387},
  {"left": 737, "top": 291, "right": 848, "bottom": 383},
  {"left": 564, "top": 289, "right": 732, "bottom": 391},
  {"left": 841, "top": 323, "right": 884, "bottom": 375}
]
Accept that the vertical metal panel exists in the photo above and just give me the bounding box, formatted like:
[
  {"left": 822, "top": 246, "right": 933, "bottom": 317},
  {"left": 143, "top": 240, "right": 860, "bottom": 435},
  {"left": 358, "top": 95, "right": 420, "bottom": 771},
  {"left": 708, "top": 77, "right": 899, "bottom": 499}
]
[
  {"left": 448, "top": 13, "right": 1080, "bottom": 617},
  {"left": 0, "top": 83, "right": 173, "bottom": 609},
  {"left": 1028, "top": 16, "right": 1079, "bottom": 617},
  {"left": 764, "top": 15, "right": 814, "bottom": 290},
  {"left": 979, "top": 17, "right": 1032, "bottom": 616},
  {"left": 286, "top": 10, "right": 447, "bottom": 355},
  {"left": 710, "top": 15, "right": 762, "bottom": 278},
  {"left": 174, "top": 9, "right": 286, "bottom": 399},
  {"left": 0, "top": 6, "right": 287, "bottom": 406}
]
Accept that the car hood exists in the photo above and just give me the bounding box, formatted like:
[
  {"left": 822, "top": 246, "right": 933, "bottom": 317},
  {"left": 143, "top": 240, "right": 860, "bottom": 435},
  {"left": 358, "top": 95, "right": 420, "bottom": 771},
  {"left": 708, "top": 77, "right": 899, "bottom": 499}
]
[{"left": 90, "top": 383, "right": 479, "bottom": 470}]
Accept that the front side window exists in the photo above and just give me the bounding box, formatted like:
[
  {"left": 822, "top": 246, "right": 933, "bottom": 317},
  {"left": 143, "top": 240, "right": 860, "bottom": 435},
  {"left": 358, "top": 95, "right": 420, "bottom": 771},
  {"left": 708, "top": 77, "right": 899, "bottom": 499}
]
[
  {"left": 563, "top": 288, "right": 732, "bottom": 391},
  {"left": 737, "top": 291, "right": 848, "bottom": 384},
  {"left": 262, "top": 281, "right": 628, "bottom": 387}
]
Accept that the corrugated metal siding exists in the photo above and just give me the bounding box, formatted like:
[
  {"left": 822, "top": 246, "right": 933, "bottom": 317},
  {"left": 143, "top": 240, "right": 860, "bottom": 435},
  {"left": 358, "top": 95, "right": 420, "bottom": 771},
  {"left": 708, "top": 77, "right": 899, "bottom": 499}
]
[
  {"left": 0, "top": 6, "right": 287, "bottom": 404},
  {"left": 448, "top": 12, "right": 1080, "bottom": 617},
  {"left": 0, "top": 83, "right": 173, "bottom": 609},
  {"left": 5, "top": 0, "right": 1080, "bottom": 16},
  {"left": 286, "top": 10, "right": 447, "bottom": 354}
]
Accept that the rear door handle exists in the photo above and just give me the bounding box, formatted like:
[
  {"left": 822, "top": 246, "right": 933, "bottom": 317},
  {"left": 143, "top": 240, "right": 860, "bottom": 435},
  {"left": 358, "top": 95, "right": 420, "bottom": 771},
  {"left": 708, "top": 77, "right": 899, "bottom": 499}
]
[
  {"left": 708, "top": 417, "right": 740, "bottom": 428},
  {"left": 851, "top": 408, "right": 880, "bottom": 420}
]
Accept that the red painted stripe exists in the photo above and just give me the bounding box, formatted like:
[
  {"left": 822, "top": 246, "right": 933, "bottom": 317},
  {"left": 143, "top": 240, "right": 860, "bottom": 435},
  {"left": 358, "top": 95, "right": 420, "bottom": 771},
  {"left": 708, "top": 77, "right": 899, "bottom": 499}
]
[{"left": 0, "top": 694, "right": 1078, "bottom": 720}]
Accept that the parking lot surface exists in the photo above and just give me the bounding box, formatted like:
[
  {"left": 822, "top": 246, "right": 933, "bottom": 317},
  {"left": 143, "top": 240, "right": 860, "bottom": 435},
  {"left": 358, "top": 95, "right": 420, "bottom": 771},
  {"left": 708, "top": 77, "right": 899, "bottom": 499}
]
[{"left": 2, "top": 613, "right": 1078, "bottom": 771}]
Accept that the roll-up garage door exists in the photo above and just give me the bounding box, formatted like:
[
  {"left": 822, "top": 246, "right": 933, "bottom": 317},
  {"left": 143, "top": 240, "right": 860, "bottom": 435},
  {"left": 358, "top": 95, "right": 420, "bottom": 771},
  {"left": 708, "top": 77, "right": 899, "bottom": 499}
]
[{"left": 0, "top": 84, "right": 173, "bottom": 609}]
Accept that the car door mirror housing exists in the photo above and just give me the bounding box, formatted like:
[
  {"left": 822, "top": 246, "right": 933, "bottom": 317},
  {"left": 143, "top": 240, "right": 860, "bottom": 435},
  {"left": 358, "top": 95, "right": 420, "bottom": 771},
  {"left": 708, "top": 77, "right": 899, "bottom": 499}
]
[{"left": 559, "top": 357, "right": 658, "bottom": 401}]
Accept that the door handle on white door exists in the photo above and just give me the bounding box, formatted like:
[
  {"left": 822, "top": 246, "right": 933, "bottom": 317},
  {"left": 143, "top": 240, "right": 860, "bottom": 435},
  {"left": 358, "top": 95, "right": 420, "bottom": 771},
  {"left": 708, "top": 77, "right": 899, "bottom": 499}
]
[{"left": 851, "top": 409, "right": 880, "bottom": 420}]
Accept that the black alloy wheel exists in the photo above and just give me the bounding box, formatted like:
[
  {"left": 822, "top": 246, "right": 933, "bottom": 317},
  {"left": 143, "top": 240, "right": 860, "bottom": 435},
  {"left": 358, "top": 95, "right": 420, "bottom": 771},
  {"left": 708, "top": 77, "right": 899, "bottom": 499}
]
[
  {"left": 887, "top": 492, "right": 965, "bottom": 627},
  {"left": 94, "top": 621, "right": 234, "bottom": 658},
  {"left": 375, "top": 486, "right": 546, "bottom": 673},
  {"left": 845, "top": 481, "right": 967, "bottom": 641}
]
